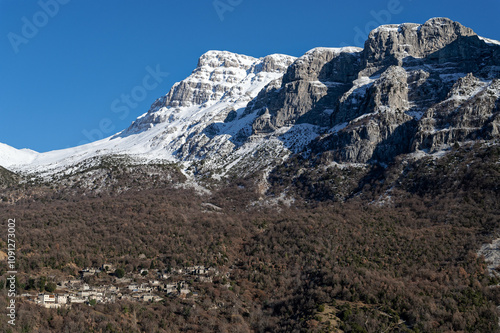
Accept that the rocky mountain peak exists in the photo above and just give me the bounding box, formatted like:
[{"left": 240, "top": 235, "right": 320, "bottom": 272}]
[
  {"left": 113, "top": 50, "right": 297, "bottom": 164},
  {"left": 247, "top": 18, "right": 499, "bottom": 166},
  {"left": 196, "top": 50, "right": 257, "bottom": 69},
  {"left": 258, "top": 53, "right": 298, "bottom": 73},
  {"left": 159, "top": 50, "right": 295, "bottom": 109},
  {"left": 1, "top": 18, "right": 499, "bottom": 180},
  {"left": 282, "top": 47, "right": 363, "bottom": 83},
  {"left": 362, "top": 17, "right": 477, "bottom": 76}
]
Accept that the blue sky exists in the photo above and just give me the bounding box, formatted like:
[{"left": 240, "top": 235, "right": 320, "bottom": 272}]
[{"left": 1, "top": 0, "right": 499, "bottom": 152}]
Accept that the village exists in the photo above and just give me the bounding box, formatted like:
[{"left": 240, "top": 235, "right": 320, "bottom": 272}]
[{"left": 22, "top": 264, "right": 229, "bottom": 309}]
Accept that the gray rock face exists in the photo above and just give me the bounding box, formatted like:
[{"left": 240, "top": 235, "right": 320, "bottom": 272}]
[
  {"left": 361, "top": 17, "right": 476, "bottom": 76},
  {"left": 248, "top": 47, "right": 363, "bottom": 133},
  {"left": 120, "top": 17, "right": 500, "bottom": 176},
  {"left": 164, "top": 51, "right": 255, "bottom": 108},
  {"left": 332, "top": 65, "right": 409, "bottom": 126},
  {"left": 3, "top": 18, "right": 499, "bottom": 180},
  {"left": 412, "top": 76, "right": 500, "bottom": 151},
  {"left": 478, "top": 238, "right": 500, "bottom": 277},
  {"left": 247, "top": 17, "right": 500, "bottom": 164}
]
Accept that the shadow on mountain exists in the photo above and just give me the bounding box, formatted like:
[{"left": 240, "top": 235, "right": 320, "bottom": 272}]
[
  {"left": 308, "top": 35, "right": 500, "bottom": 165},
  {"left": 369, "top": 119, "right": 418, "bottom": 164},
  {"left": 115, "top": 36, "right": 499, "bottom": 166},
  {"left": 170, "top": 107, "right": 256, "bottom": 159},
  {"left": 402, "top": 35, "right": 500, "bottom": 77}
]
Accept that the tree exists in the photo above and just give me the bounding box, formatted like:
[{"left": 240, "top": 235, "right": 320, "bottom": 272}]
[
  {"left": 115, "top": 268, "right": 125, "bottom": 279},
  {"left": 38, "top": 276, "right": 47, "bottom": 292},
  {"left": 26, "top": 278, "right": 36, "bottom": 290},
  {"left": 45, "top": 282, "right": 57, "bottom": 293}
]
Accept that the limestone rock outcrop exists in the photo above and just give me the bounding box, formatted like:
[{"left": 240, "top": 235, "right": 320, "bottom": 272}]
[{"left": 247, "top": 17, "right": 500, "bottom": 164}]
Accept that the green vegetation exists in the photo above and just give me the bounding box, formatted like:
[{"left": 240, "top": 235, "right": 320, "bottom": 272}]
[
  {"left": 114, "top": 268, "right": 125, "bottom": 279},
  {"left": 45, "top": 282, "right": 57, "bottom": 293}
]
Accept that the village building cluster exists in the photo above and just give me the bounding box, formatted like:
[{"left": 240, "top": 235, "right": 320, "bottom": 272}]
[{"left": 24, "top": 264, "right": 228, "bottom": 308}]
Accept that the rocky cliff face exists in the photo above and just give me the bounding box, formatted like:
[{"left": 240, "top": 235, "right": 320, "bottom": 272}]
[
  {"left": 123, "top": 51, "right": 296, "bottom": 137},
  {"left": 246, "top": 17, "right": 500, "bottom": 165},
  {"left": 2, "top": 18, "right": 499, "bottom": 180},
  {"left": 412, "top": 76, "right": 500, "bottom": 151},
  {"left": 361, "top": 17, "right": 476, "bottom": 76},
  {"left": 161, "top": 51, "right": 294, "bottom": 108},
  {"left": 248, "top": 47, "right": 363, "bottom": 133},
  {"left": 114, "top": 50, "right": 299, "bottom": 174}
]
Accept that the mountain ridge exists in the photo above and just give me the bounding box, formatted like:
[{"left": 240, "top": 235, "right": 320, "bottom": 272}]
[{"left": 1, "top": 17, "right": 499, "bottom": 182}]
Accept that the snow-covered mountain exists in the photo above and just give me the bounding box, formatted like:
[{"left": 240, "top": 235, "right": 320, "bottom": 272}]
[
  {"left": 0, "top": 51, "right": 299, "bottom": 177},
  {"left": 1, "top": 18, "right": 500, "bottom": 180},
  {"left": 0, "top": 143, "right": 38, "bottom": 168}
]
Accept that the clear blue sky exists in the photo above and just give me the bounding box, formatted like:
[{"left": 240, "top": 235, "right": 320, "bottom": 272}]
[{"left": 1, "top": 0, "right": 499, "bottom": 152}]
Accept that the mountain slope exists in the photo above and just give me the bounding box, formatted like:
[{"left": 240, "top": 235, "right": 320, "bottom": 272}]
[
  {"left": 0, "top": 51, "right": 297, "bottom": 177},
  {"left": 0, "top": 143, "right": 38, "bottom": 168},
  {"left": 1, "top": 17, "right": 499, "bottom": 182},
  {"left": 250, "top": 17, "right": 500, "bottom": 165}
]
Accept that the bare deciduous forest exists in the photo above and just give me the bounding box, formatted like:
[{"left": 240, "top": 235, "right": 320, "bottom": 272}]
[{"left": 0, "top": 143, "right": 499, "bottom": 332}]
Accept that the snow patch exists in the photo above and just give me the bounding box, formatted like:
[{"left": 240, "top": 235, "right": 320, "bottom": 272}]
[
  {"left": 0, "top": 143, "right": 39, "bottom": 169},
  {"left": 478, "top": 36, "right": 500, "bottom": 46},
  {"left": 478, "top": 238, "right": 500, "bottom": 277}
]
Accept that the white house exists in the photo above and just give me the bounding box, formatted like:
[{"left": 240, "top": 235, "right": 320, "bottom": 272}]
[
  {"left": 38, "top": 294, "right": 55, "bottom": 303},
  {"left": 69, "top": 296, "right": 86, "bottom": 304},
  {"left": 56, "top": 294, "right": 68, "bottom": 304},
  {"left": 128, "top": 284, "right": 139, "bottom": 291}
]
